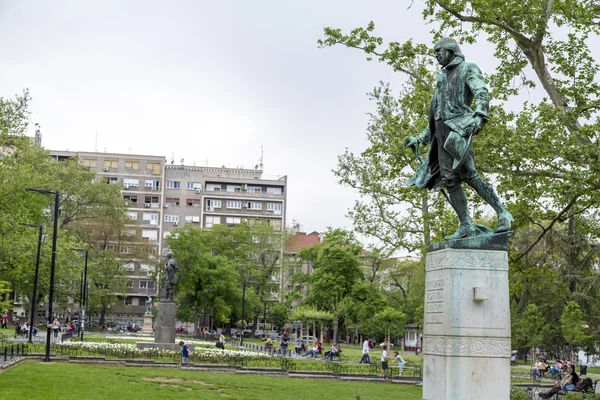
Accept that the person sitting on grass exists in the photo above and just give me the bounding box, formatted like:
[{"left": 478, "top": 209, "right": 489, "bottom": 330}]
[
  {"left": 393, "top": 351, "right": 406, "bottom": 376},
  {"left": 380, "top": 345, "right": 390, "bottom": 378},
  {"left": 304, "top": 342, "right": 321, "bottom": 358},
  {"left": 179, "top": 341, "right": 190, "bottom": 367}
]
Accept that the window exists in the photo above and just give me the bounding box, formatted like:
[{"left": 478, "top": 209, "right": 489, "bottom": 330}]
[
  {"left": 165, "top": 197, "right": 180, "bottom": 206},
  {"left": 164, "top": 215, "right": 180, "bottom": 223},
  {"left": 104, "top": 159, "right": 119, "bottom": 169},
  {"left": 247, "top": 202, "right": 262, "bottom": 210},
  {"left": 247, "top": 186, "right": 261, "bottom": 193},
  {"left": 186, "top": 182, "right": 202, "bottom": 190},
  {"left": 144, "top": 179, "right": 160, "bottom": 190},
  {"left": 140, "top": 264, "right": 152, "bottom": 273},
  {"left": 104, "top": 177, "right": 118, "bottom": 185},
  {"left": 146, "top": 162, "right": 161, "bottom": 175},
  {"left": 142, "top": 229, "right": 158, "bottom": 242},
  {"left": 227, "top": 185, "right": 242, "bottom": 192},
  {"left": 142, "top": 213, "right": 159, "bottom": 225},
  {"left": 226, "top": 217, "right": 242, "bottom": 225},
  {"left": 206, "top": 184, "right": 221, "bottom": 191},
  {"left": 123, "top": 263, "right": 135, "bottom": 272},
  {"left": 267, "top": 203, "right": 282, "bottom": 213},
  {"left": 270, "top": 219, "right": 282, "bottom": 229},
  {"left": 407, "top": 331, "right": 416, "bottom": 341},
  {"left": 123, "top": 178, "right": 139, "bottom": 188},
  {"left": 127, "top": 211, "right": 138, "bottom": 220},
  {"left": 227, "top": 200, "right": 241, "bottom": 209},
  {"left": 139, "top": 281, "right": 148, "bottom": 289},
  {"left": 166, "top": 181, "right": 181, "bottom": 189},
  {"left": 144, "top": 196, "right": 159, "bottom": 205},
  {"left": 206, "top": 199, "right": 221, "bottom": 210},
  {"left": 192, "top": 216, "right": 200, "bottom": 223},
  {"left": 266, "top": 187, "right": 282, "bottom": 195},
  {"left": 125, "top": 161, "right": 140, "bottom": 169},
  {"left": 185, "top": 215, "right": 193, "bottom": 223},
  {"left": 124, "top": 297, "right": 133, "bottom": 305},
  {"left": 123, "top": 194, "right": 137, "bottom": 204},
  {"left": 205, "top": 216, "right": 221, "bottom": 228},
  {"left": 186, "top": 198, "right": 201, "bottom": 207},
  {"left": 127, "top": 280, "right": 134, "bottom": 288},
  {"left": 82, "top": 159, "right": 97, "bottom": 168}
]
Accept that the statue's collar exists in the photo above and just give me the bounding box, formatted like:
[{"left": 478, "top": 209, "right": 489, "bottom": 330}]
[{"left": 443, "top": 57, "right": 463, "bottom": 70}]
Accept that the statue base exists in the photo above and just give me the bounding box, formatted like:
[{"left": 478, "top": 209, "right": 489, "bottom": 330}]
[
  {"left": 422, "top": 232, "right": 512, "bottom": 400},
  {"left": 142, "top": 314, "right": 153, "bottom": 334},
  {"left": 154, "top": 302, "right": 177, "bottom": 344}
]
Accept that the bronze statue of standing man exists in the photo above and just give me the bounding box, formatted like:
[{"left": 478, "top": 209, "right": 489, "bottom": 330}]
[
  {"left": 163, "top": 253, "right": 178, "bottom": 301},
  {"left": 405, "top": 38, "right": 513, "bottom": 240}
]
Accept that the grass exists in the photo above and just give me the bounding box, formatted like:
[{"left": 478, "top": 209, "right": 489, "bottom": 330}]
[{"left": 3, "top": 362, "right": 423, "bottom": 400}]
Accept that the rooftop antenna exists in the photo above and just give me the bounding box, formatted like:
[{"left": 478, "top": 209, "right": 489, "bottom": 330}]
[
  {"left": 170, "top": 153, "right": 175, "bottom": 165},
  {"left": 258, "top": 145, "right": 264, "bottom": 170},
  {"left": 180, "top": 158, "right": 184, "bottom": 165},
  {"left": 95, "top": 131, "right": 98, "bottom": 152},
  {"left": 201, "top": 159, "right": 208, "bottom": 167}
]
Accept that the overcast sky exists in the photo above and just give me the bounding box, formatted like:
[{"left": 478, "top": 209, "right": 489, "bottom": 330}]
[{"left": 0, "top": 1, "right": 573, "bottom": 238}]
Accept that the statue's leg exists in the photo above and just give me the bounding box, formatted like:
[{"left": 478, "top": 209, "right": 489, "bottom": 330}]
[
  {"left": 444, "top": 183, "right": 477, "bottom": 240},
  {"left": 464, "top": 172, "right": 513, "bottom": 233}
]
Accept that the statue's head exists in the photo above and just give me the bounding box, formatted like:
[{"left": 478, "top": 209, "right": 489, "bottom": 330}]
[
  {"left": 166, "top": 252, "right": 173, "bottom": 259},
  {"left": 433, "top": 37, "right": 465, "bottom": 67}
]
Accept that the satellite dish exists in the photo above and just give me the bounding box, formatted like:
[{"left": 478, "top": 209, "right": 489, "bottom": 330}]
[{"left": 180, "top": 158, "right": 185, "bottom": 164}]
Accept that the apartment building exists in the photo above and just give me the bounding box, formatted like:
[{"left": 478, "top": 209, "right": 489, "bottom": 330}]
[
  {"left": 47, "top": 150, "right": 288, "bottom": 316},
  {"left": 160, "top": 164, "right": 288, "bottom": 300},
  {"left": 284, "top": 231, "right": 321, "bottom": 307},
  {"left": 49, "top": 150, "right": 166, "bottom": 317}
]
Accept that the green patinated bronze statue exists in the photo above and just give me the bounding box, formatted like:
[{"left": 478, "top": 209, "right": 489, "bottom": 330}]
[{"left": 404, "top": 37, "right": 513, "bottom": 241}]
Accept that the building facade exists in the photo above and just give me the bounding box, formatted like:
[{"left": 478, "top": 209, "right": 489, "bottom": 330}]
[{"left": 47, "top": 150, "right": 288, "bottom": 318}]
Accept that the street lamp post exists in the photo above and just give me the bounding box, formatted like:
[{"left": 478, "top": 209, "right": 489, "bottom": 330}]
[
  {"left": 19, "top": 223, "right": 43, "bottom": 344},
  {"left": 71, "top": 248, "right": 88, "bottom": 341},
  {"left": 27, "top": 189, "right": 59, "bottom": 362},
  {"left": 239, "top": 277, "right": 256, "bottom": 348},
  {"left": 240, "top": 277, "right": 247, "bottom": 347}
]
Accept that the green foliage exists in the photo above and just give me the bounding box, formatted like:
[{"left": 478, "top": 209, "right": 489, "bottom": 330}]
[
  {"left": 298, "top": 229, "right": 363, "bottom": 343},
  {"left": 510, "top": 387, "right": 530, "bottom": 400},
  {"left": 0, "top": 281, "right": 12, "bottom": 312},
  {"left": 267, "top": 302, "right": 291, "bottom": 330},
  {"left": 373, "top": 307, "right": 407, "bottom": 346},
  {"left": 561, "top": 301, "right": 591, "bottom": 353},
  {"left": 514, "top": 304, "right": 545, "bottom": 361}
]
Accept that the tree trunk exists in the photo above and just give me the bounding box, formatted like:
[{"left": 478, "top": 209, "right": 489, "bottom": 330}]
[
  {"left": 99, "top": 305, "right": 107, "bottom": 328},
  {"left": 333, "top": 317, "right": 338, "bottom": 345}
]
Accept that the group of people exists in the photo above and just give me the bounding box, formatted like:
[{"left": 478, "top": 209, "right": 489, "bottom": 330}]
[
  {"left": 14, "top": 322, "right": 37, "bottom": 338},
  {"left": 360, "top": 338, "right": 407, "bottom": 378},
  {"left": 262, "top": 333, "right": 291, "bottom": 356}
]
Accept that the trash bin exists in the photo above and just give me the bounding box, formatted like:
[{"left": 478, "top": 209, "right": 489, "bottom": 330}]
[{"left": 580, "top": 365, "right": 587, "bottom": 375}]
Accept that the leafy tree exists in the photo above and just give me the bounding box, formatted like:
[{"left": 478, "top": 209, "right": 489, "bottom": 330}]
[
  {"left": 560, "top": 301, "right": 590, "bottom": 361},
  {"left": 515, "top": 304, "right": 546, "bottom": 364},
  {"left": 267, "top": 302, "right": 291, "bottom": 332},
  {"left": 167, "top": 225, "right": 242, "bottom": 331},
  {"left": 373, "top": 307, "right": 407, "bottom": 348},
  {"left": 298, "top": 229, "right": 363, "bottom": 344}
]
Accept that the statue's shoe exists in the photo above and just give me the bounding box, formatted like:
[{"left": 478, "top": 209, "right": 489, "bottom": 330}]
[
  {"left": 444, "top": 223, "right": 477, "bottom": 241},
  {"left": 494, "top": 211, "right": 514, "bottom": 233}
]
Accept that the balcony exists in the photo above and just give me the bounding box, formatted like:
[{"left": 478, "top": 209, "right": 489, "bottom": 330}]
[{"left": 203, "top": 190, "right": 284, "bottom": 199}]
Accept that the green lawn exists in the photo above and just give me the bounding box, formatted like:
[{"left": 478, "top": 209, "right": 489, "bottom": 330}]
[{"left": 3, "top": 362, "right": 422, "bottom": 400}]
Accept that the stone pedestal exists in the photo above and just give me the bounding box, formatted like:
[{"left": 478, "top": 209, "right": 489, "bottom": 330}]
[
  {"left": 422, "top": 233, "right": 512, "bottom": 400},
  {"left": 154, "top": 302, "right": 177, "bottom": 344},
  {"left": 142, "top": 314, "right": 153, "bottom": 334}
]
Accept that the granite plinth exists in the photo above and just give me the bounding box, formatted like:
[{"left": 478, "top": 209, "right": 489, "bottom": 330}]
[
  {"left": 142, "top": 314, "right": 153, "bottom": 334},
  {"left": 136, "top": 342, "right": 195, "bottom": 352},
  {"left": 422, "top": 233, "right": 511, "bottom": 400},
  {"left": 154, "top": 302, "right": 177, "bottom": 344}
]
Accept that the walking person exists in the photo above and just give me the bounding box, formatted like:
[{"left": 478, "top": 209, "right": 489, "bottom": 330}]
[
  {"left": 179, "top": 341, "right": 190, "bottom": 367},
  {"left": 1, "top": 312, "right": 7, "bottom": 329},
  {"left": 359, "top": 337, "right": 371, "bottom": 364},
  {"left": 380, "top": 345, "right": 390, "bottom": 378}
]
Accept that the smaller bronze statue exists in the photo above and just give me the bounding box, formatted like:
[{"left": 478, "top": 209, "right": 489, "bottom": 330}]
[
  {"left": 163, "top": 253, "right": 178, "bottom": 301},
  {"left": 144, "top": 296, "right": 153, "bottom": 315}
]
